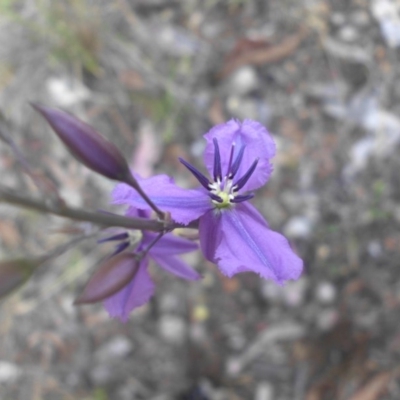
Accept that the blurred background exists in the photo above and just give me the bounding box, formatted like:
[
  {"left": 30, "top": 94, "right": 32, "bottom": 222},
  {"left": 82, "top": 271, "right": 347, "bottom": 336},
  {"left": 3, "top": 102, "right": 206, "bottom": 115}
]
[{"left": 1, "top": 0, "right": 400, "bottom": 399}]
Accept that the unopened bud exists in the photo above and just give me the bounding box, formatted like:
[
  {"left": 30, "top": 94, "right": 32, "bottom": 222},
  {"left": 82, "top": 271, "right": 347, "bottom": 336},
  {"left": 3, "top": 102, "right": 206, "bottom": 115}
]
[
  {"left": 33, "top": 104, "right": 132, "bottom": 182},
  {"left": 74, "top": 253, "right": 139, "bottom": 304}
]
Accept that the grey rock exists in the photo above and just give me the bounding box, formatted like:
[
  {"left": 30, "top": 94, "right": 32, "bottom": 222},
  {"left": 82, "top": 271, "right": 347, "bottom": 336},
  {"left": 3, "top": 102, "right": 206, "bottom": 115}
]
[
  {"left": 0, "top": 361, "right": 21, "bottom": 383},
  {"left": 315, "top": 281, "right": 337, "bottom": 304},
  {"left": 95, "top": 335, "right": 133, "bottom": 363},
  {"left": 158, "top": 315, "right": 187, "bottom": 344},
  {"left": 254, "top": 382, "right": 274, "bottom": 400},
  {"left": 227, "top": 66, "right": 259, "bottom": 95},
  {"left": 284, "top": 216, "right": 313, "bottom": 239}
]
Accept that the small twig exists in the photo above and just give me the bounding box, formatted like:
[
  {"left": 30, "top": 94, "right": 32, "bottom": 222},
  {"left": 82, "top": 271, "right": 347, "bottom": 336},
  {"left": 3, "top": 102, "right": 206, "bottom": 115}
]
[
  {"left": 37, "top": 232, "right": 96, "bottom": 265},
  {"left": 0, "top": 185, "right": 175, "bottom": 232},
  {"left": 0, "top": 124, "right": 31, "bottom": 171},
  {"left": 0, "top": 124, "right": 62, "bottom": 202}
]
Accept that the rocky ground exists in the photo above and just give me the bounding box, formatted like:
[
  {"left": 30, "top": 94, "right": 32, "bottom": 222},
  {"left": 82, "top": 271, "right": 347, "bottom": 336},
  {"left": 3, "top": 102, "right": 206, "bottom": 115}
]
[{"left": 1, "top": 0, "right": 400, "bottom": 399}]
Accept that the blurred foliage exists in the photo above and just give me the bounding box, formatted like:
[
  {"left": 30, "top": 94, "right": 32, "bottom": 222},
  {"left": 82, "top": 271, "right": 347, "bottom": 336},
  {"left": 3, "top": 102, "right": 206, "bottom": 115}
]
[
  {"left": 83, "top": 388, "right": 109, "bottom": 400},
  {"left": 0, "top": 257, "right": 39, "bottom": 298},
  {"left": 370, "top": 179, "right": 391, "bottom": 221},
  {"left": 0, "top": 0, "right": 102, "bottom": 74},
  {"left": 131, "top": 90, "right": 182, "bottom": 142}
]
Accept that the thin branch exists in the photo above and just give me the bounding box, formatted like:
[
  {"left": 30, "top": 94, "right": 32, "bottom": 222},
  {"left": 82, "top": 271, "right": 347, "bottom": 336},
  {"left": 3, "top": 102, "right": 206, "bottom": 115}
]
[
  {"left": 0, "top": 124, "right": 63, "bottom": 202},
  {"left": 0, "top": 185, "right": 175, "bottom": 232},
  {"left": 0, "top": 124, "right": 31, "bottom": 171},
  {"left": 37, "top": 232, "right": 97, "bottom": 264}
]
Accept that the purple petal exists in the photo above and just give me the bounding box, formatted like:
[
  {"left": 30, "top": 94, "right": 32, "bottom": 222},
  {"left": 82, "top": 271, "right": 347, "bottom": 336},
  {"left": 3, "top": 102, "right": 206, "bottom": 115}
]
[
  {"left": 125, "top": 207, "right": 151, "bottom": 219},
  {"left": 212, "top": 203, "right": 303, "bottom": 284},
  {"left": 112, "top": 174, "right": 211, "bottom": 225},
  {"left": 145, "top": 232, "right": 198, "bottom": 256},
  {"left": 198, "top": 209, "right": 223, "bottom": 262},
  {"left": 203, "top": 119, "right": 276, "bottom": 191},
  {"left": 152, "top": 255, "right": 201, "bottom": 281},
  {"left": 103, "top": 260, "right": 154, "bottom": 323}
]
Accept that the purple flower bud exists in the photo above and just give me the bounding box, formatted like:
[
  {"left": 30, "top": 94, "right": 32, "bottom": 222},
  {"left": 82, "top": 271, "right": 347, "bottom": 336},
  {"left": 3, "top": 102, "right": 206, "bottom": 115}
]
[
  {"left": 74, "top": 253, "right": 139, "bottom": 304},
  {"left": 0, "top": 258, "right": 40, "bottom": 298},
  {"left": 32, "top": 104, "right": 131, "bottom": 182},
  {"left": 33, "top": 104, "right": 166, "bottom": 219}
]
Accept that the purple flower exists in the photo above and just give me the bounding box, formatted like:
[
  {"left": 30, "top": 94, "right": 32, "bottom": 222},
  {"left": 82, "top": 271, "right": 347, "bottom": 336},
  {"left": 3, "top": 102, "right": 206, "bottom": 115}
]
[
  {"left": 112, "top": 120, "right": 303, "bottom": 284},
  {"left": 101, "top": 209, "right": 200, "bottom": 322}
]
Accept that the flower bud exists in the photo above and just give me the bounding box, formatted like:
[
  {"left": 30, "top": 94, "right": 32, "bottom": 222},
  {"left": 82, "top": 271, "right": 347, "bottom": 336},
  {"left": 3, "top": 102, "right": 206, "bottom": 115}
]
[
  {"left": 33, "top": 104, "right": 131, "bottom": 182},
  {"left": 74, "top": 253, "right": 139, "bottom": 304}
]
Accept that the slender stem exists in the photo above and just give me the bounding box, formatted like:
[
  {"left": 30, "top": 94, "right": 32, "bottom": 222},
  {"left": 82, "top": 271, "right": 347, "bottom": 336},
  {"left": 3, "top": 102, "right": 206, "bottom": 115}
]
[
  {"left": 135, "top": 232, "right": 164, "bottom": 261},
  {"left": 0, "top": 185, "right": 175, "bottom": 232},
  {"left": 37, "top": 232, "right": 97, "bottom": 265},
  {"left": 123, "top": 173, "right": 165, "bottom": 220},
  {"left": 0, "top": 126, "right": 61, "bottom": 200},
  {"left": 0, "top": 126, "right": 31, "bottom": 171}
]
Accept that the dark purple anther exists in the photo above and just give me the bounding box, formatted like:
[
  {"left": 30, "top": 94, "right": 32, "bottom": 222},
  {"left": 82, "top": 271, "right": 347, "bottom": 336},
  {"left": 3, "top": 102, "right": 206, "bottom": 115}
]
[
  {"left": 231, "top": 193, "right": 255, "bottom": 203},
  {"left": 209, "top": 193, "right": 223, "bottom": 203},
  {"left": 212, "top": 138, "right": 222, "bottom": 182},
  {"left": 229, "top": 144, "right": 246, "bottom": 179},
  {"left": 110, "top": 241, "right": 131, "bottom": 257},
  {"left": 234, "top": 158, "right": 259, "bottom": 191},
  {"left": 178, "top": 157, "right": 210, "bottom": 189},
  {"left": 98, "top": 232, "right": 130, "bottom": 243},
  {"left": 226, "top": 143, "right": 236, "bottom": 178}
]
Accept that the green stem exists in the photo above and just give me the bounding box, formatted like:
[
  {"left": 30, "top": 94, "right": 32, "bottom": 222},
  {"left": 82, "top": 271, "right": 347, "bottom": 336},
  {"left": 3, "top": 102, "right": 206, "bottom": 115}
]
[{"left": 0, "top": 185, "right": 175, "bottom": 232}]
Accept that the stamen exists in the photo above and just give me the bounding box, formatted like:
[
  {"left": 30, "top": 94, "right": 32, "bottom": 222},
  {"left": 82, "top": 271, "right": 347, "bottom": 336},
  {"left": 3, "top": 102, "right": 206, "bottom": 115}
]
[
  {"left": 229, "top": 144, "right": 246, "bottom": 179},
  {"left": 209, "top": 192, "right": 223, "bottom": 203},
  {"left": 213, "top": 138, "right": 222, "bottom": 182},
  {"left": 98, "top": 232, "right": 129, "bottom": 243},
  {"left": 179, "top": 157, "right": 210, "bottom": 190},
  {"left": 233, "top": 158, "right": 259, "bottom": 191},
  {"left": 226, "top": 142, "right": 236, "bottom": 178},
  {"left": 231, "top": 193, "right": 255, "bottom": 203},
  {"left": 110, "top": 241, "right": 130, "bottom": 257}
]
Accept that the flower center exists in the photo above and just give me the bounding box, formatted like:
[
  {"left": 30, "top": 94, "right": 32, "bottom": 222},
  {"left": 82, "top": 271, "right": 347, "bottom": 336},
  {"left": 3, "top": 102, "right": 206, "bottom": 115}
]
[
  {"left": 179, "top": 138, "right": 259, "bottom": 210},
  {"left": 99, "top": 230, "right": 143, "bottom": 256},
  {"left": 208, "top": 179, "right": 235, "bottom": 209}
]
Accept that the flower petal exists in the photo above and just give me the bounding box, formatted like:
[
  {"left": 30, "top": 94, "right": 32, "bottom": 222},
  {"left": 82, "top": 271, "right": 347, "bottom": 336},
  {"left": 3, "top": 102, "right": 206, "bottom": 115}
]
[
  {"left": 125, "top": 207, "right": 151, "bottom": 219},
  {"left": 213, "top": 203, "right": 303, "bottom": 284},
  {"left": 112, "top": 174, "right": 211, "bottom": 225},
  {"left": 145, "top": 232, "right": 198, "bottom": 256},
  {"left": 203, "top": 119, "right": 276, "bottom": 191},
  {"left": 199, "top": 209, "right": 223, "bottom": 262},
  {"left": 103, "top": 260, "right": 154, "bottom": 323},
  {"left": 152, "top": 254, "right": 201, "bottom": 281}
]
